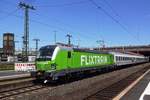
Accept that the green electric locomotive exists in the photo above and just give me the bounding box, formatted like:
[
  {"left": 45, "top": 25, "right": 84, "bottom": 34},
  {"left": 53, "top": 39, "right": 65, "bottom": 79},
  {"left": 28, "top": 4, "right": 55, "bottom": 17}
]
[{"left": 31, "top": 45, "right": 115, "bottom": 82}]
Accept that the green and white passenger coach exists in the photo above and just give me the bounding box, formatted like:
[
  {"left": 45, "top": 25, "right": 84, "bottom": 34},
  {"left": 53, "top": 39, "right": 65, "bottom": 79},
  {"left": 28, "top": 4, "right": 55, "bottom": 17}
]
[{"left": 31, "top": 45, "right": 115, "bottom": 82}]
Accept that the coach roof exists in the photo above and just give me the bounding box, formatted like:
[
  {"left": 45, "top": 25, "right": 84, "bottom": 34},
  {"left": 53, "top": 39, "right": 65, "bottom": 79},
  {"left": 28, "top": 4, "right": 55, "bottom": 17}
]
[{"left": 73, "top": 48, "right": 109, "bottom": 54}]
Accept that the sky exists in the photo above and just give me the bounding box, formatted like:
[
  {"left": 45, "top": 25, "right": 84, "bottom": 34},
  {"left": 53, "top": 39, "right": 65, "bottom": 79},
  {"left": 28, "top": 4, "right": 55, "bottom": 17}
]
[{"left": 0, "top": 0, "right": 150, "bottom": 50}]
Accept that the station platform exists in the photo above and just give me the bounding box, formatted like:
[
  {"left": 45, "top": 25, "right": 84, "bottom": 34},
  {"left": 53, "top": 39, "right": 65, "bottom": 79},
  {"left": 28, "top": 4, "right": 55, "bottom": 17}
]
[
  {"left": 0, "top": 70, "right": 30, "bottom": 80},
  {"left": 120, "top": 70, "right": 150, "bottom": 100}
]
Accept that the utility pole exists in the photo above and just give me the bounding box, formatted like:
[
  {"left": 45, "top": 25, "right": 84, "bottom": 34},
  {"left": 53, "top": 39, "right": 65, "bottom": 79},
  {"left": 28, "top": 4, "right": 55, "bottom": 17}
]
[
  {"left": 33, "top": 39, "right": 40, "bottom": 55},
  {"left": 77, "top": 39, "right": 81, "bottom": 48},
  {"left": 66, "top": 34, "right": 72, "bottom": 46},
  {"left": 96, "top": 40, "right": 105, "bottom": 51},
  {"left": 22, "top": 36, "right": 24, "bottom": 58},
  {"left": 13, "top": 41, "right": 19, "bottom": 62},
  {"left": 14, "top": 41, "right": 19, "bottom": 54},
  {"left": 54, "top": 31, "right": 57, "bottom": 44},
  {"left": 19, "top": 2, "right": 35, "bottom": 61}
]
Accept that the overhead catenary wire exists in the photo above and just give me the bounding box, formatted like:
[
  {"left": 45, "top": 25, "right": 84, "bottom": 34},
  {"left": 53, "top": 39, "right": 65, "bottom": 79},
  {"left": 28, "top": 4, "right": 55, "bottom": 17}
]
[
  {"left": 0, "top": 8, "right": 23, "bottom": 39},
  {"left": 0, "top": 9, "right": 68, "bottom": 35},
  {"left": 102, "top": 0, "right": 131, "bottom": 29},
  {"left": 0, "top": 9, "right": 72, "bottom": 37},
  {"left": 0, "top": 9, "right": 92, "bottom": 47},
  {"left": 32, "top": 12, "right": 97, "bottom": 41},
  {"left": 30, "top": 14, "right": 98, "bottom": 47},
  {"left": 102, "top": 0, "right": 121, "bottom": 19},
  {"left": 0, "top": 8, "right": 20, "bottom": 21},
  {"left": 102, "top": 0, "right": 133, "bottom": 35},
  {"left": 89, "top": 0, "right": 132, "bottom": 35},
  {"left": 103, "top": 0, "right": 138, "bottom": 41},
  {"left": 0, "top": 0, "right": 106, "bottom": 47},
  {"left": 1, "top": 1, "right": 135, "bottom": 47}
]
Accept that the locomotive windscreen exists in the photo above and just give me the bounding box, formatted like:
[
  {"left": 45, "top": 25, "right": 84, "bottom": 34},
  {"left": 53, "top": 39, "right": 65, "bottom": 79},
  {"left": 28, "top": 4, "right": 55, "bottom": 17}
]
[{"left": 36, "top": 45, "right": 56, "bottom": 61}]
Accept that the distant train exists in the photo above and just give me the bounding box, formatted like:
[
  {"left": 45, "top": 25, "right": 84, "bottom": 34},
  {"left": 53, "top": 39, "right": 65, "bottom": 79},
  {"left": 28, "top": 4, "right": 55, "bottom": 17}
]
[{"left": 31, "top": 45, "right": 149, "bottom": 83}]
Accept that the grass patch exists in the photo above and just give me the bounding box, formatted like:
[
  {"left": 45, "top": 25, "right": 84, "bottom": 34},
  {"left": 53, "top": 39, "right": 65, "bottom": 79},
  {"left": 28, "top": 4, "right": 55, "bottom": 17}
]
[{"left": 0, "top": 64, "right": 14, "bottom": 70}]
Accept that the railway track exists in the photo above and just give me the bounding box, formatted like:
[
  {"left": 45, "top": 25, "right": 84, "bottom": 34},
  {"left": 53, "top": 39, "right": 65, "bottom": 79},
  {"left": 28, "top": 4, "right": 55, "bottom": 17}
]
[
  {"left": 85, "top": 64, "right": 150, "bottom": 100},
  {"left": 12, "top": 63, "right": 149, "bottom": 100},
  {"left": 0, "top": 63, "right": 149, "bottom": 100},
  {"left": 0, "top": 84, "right": 46, "bottom": 100},
  {"left": 0, "top": 74, "right": 36, "bottom": 92},
  {"left": 0, "top": 74, "right": 43, "bottom": 99}
]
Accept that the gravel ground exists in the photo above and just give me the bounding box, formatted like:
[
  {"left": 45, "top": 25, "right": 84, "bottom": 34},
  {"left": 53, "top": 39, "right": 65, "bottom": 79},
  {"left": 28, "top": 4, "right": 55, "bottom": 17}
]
[{"left": 5, "top": 63, "right": 150, "bottom": 100}]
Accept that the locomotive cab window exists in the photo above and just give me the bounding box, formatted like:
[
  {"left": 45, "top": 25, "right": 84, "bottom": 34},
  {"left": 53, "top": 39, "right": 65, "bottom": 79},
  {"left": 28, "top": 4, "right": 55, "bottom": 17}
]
[
  {"left": 68, "top": 51, "right": 71, "bottom": 58},
  {"left": 36, "top": 45, "right": 56, "bottom": 61}
]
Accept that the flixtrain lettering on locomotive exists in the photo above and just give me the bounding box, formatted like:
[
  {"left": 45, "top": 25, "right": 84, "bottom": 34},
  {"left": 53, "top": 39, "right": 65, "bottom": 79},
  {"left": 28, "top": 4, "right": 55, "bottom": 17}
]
[{"left": 31, "top": 44, "right": 149, "bottom": 83}]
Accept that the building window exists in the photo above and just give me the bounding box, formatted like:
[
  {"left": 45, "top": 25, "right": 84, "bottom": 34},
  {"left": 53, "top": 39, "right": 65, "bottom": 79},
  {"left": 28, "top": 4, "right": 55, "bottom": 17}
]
[
  {"left": 9, "top": 41, "right": 14, "bottom": 46},
  {"left": 3, "top": 36, "right": 7, "bottom": 40},
  {"left": 3, "top": 41, "right": 7, "bottom": 46},
  {"left": 9, "top": 36, "right": 14, "bottom": 40}
]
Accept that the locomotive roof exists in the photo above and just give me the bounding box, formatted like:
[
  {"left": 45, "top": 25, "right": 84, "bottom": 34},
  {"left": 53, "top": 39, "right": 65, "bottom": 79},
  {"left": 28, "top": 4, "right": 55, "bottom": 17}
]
[
  {"left": 40, "top": 45, "right": 56, "bottom": 50},
  {"left": 73, "top": 48, "right": 109, "bottom": 54},
  {"left": 41, "top": 45, "right": 110, "bottom": 54}
]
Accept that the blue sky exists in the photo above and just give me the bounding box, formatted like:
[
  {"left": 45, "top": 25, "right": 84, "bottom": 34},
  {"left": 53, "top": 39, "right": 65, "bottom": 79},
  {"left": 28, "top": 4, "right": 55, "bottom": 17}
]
[{"left": 0, "top": 0, "right": 150, "bottom": 50}]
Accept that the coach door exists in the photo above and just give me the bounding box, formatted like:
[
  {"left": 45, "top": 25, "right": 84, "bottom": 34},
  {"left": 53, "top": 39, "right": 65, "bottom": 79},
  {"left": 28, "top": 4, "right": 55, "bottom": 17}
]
[{"left": 67, "top": 51, "right": 72, "bottom": 68}]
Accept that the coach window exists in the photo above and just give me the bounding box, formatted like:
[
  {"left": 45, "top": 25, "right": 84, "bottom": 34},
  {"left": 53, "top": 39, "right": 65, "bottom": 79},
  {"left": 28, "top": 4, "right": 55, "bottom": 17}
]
[
  {"left": 119, "top": 57, "right": 121, "bottom": 61},
  {"left": 120, "top": 57, "right": 122, "bottom": 61},
  {"left": 117, "top": 57, "right": 119, "bottom": 61},
  {"left": 116, "top": 56, "right": 118, "bottom": 61},
  {"left": 68, "top": 52, "right": 71, "bottom": 58}
]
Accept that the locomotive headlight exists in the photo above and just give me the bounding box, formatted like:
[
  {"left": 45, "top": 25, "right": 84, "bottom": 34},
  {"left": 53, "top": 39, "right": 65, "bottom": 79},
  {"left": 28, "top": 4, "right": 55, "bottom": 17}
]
[{"left": 51, "top": 63, "right": 56, "bottom": 70}]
